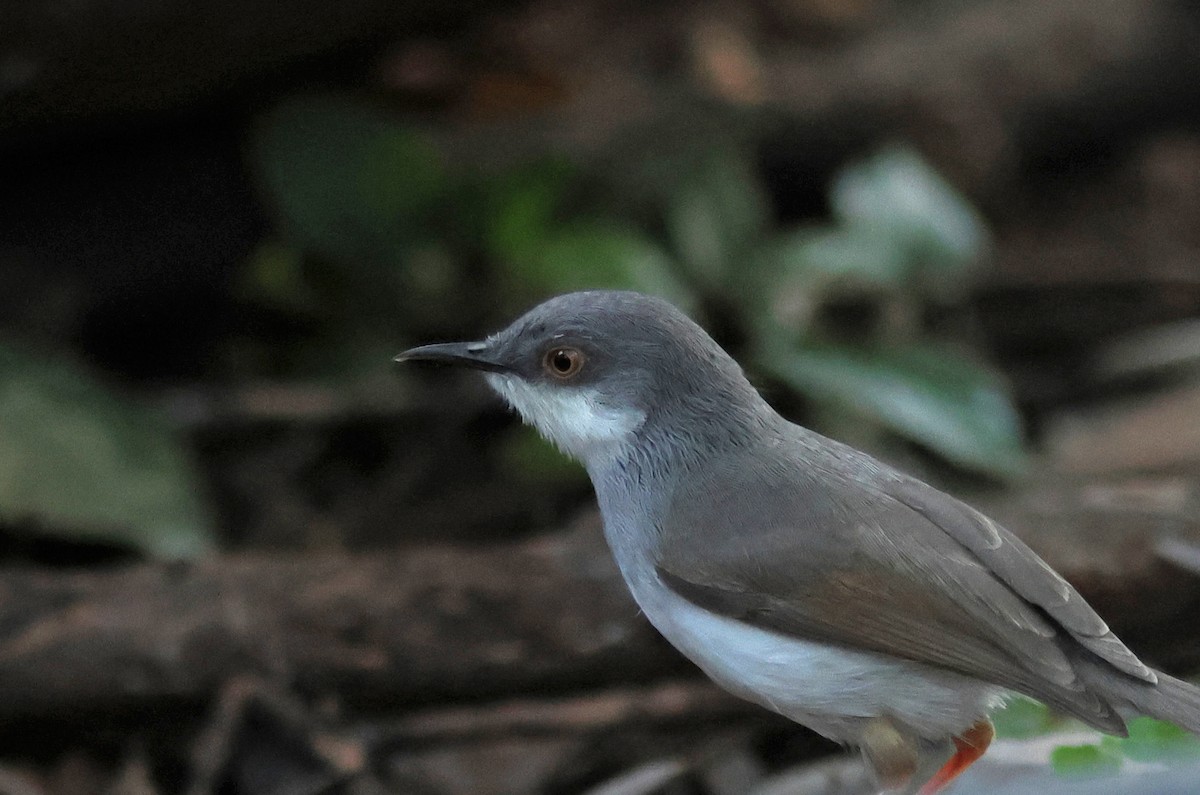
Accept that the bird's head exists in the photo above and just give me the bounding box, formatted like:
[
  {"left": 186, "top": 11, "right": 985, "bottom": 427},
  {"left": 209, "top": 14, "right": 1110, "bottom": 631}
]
[{"left": 396, "top": 291, "right": 768, "bottom": 467}]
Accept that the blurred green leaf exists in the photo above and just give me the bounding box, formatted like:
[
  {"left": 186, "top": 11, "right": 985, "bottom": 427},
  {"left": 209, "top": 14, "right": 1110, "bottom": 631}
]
[
  {"left": 515, "top": 223, "right": 697, "bottom": 312},
  {"left": 757, "top": 227, "right": 910, "bottom": 290},
  {"left": 1051, "top": 744, "right": 1123, "bottom": 777},
  {"left": 666, "top": 152, "right": 770, "bottom": 289},
  {"left": 0, "top": 345, "right": 213, "bottom": 558},
  {"left": 758, "top": 340, "right": 1028, "bottom": 478},
  {"left": 483, "top": 160, "right": 575, "bottom": 266},
  {"left": 830, "top": 146, "right": 988, "bottom": 285},
  {"left": 252, "top": 95, "right": 446, "bottom": 267},
  {"left": 992, "top": 697, "right": 1057, "bottom": 739},
  {"left": 748, "top": 226, "right": 911, "bottom": 327},
  {"left": 498, "top": 426, "right": 586, "bottom": 485},
  {"left": 1102, "top": 717, "right": 1200, "bottom": 763},
  {"left": 237, "top": 239, "right": 320, "bottom": 314}
]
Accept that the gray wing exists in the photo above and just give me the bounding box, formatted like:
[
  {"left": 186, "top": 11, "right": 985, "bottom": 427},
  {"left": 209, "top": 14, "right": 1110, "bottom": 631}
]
[{"left": 654, "top": 434, "right": 1153, "bottom": 733}]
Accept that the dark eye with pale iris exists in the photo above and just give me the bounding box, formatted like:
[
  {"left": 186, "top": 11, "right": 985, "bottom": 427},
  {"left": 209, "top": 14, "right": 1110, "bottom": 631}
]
[{"left": 543, "top": 347, "right": 584, "bottom": 379}]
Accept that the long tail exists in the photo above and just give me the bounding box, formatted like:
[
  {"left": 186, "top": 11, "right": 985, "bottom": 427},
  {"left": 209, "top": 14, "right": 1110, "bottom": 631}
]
[
  {"left": 1081, "top": 660, "right": 1200, "bottom": 734},
  {"left": 1124, "top": 670, "right": 1200, "bottom": 733}
]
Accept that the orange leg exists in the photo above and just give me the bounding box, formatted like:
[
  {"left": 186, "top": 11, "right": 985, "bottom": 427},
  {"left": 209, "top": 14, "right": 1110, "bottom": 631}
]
[{"left": 918, "top": 720, "right": 994, "bottom": 795}]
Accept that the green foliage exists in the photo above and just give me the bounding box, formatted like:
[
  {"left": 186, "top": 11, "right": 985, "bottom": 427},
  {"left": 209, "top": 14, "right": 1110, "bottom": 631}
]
[
  {"left": 0, "top": 344, "right": 213, "bottom": 558},
  {"left": 995, "top": 697, "right": 1200, "bottom": 777},
  {"left": 665, "top": 153, "right": 771, "bottom": 291},
  {"left": 656, "top": 146, "right": 1020, "bottom": 478},
  {"left": 498, "top": 426, "right": 587, "bottom": 486},
  {"left": 1051, "top": 718, "right": 1200, "bottom": 777},
  {"left": 1051, "top": 743, "right": 1124, "bottom": 777},
  {"left": 759, "top": 341, "right": 1027, "bottom": 478},
  {"left": 992, "top": 697, "right": 1057, "bottom": 739},
  {"left": 482, "top": 160, "right": 576, "bottom": 268},
  {"left": 830, "top": 146, "right": 988, "bottom": 294},
  {"left": 514, "top": 223, "right": 695, "bottom": 311},
  {"left": 480, "top": 162, "right": 697, "bottom": 312},
  {"left": 253, "top": 95, "right": 448, "bottom": 269},
  {"left": 756, "top": 227, "right": 910, "bottom": 295},
  {"left": 1101, "top": 717, "right": 1200, "bottom": 763},
  {"left": 652, "top": 145, "right": 1020, "bottom": 477},
  {"left": 246, "top": 94, "right": 1023, "bottom": 476},
  {"left": 239, "top": 239, "right": 321, "bottom": 315},
  {"left": 248, "top": 96, "right": 482, "bottom": 354}
]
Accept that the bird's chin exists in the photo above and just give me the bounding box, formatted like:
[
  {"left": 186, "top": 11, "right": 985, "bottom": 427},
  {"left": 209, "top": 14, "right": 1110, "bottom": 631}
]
[{"left": 483, "top": 374, "right": 644, "bottom": 463}]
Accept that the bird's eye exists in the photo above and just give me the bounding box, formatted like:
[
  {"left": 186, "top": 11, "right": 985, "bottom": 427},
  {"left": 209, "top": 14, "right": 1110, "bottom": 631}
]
[{"left": 543, "top": 347, "right": 584, "bottom": 379}]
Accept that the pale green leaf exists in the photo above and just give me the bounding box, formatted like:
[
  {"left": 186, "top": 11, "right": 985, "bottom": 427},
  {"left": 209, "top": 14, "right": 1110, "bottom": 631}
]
[
  {"left": 831, "top": 146, "right": 988, "bottom": 283},
  {"left": 517, "top": 224, "right": 698, "bottom": 313},
  {"left": 1102, "top": 717, "right": 1200, "bottom": 763},
  {"left": 666, "top": 152, "right": 770, "bottom": 289},
  {"left": 992, "top": 697, "right": 1057, "bottom": 739},
  {"left": 1051, "top": 744, "right": 1123, "bottom": 777},
  {"left": 758, "top": 341, "right": 1028, "bottom": 478},
  {"left": 754, "top": 226, "right": 911, "bottom": 292},
  {"left": 0, "top": 345, "right": 214, "bottom": 558}
]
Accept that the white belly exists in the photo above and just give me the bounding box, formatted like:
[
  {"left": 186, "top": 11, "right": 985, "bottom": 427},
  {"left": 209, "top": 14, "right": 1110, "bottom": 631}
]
[{"left": 630, "top": 574, "right": 1004, "bottom": 743}]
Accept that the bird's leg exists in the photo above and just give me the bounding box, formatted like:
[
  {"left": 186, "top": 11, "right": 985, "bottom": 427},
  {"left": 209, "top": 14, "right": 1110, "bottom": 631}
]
[
  {"left": 916, "top": 720, "right": 994, "bottom": 795},
  {"left": 861, "top": 717, "right": 919, "bottom": 791}
]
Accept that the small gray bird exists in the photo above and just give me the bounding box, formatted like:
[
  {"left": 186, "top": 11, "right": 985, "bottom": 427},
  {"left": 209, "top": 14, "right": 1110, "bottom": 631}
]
[{"left": 397, "top": 290, "right": 1200, "bottom": 793}]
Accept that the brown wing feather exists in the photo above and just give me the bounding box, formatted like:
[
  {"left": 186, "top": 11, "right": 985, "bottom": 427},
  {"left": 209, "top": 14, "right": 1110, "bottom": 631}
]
[
  {"left": 886, "top": 477, "right": 1154, "bottom": 683},
  {"left": 654, "top": 434, "right": 1142, "bottom": 733}
]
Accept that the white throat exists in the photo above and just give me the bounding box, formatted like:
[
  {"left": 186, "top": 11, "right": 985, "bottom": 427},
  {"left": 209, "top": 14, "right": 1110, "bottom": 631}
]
[{"left": 484, "top": 374, "right": 645, "bottom": 463}]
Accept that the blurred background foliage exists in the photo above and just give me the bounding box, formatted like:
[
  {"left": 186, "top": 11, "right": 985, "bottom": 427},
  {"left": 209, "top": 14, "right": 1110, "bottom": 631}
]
[
  {"left": 0, "top": 343, "right": 212, "bottom": 557},
  {"left": 2, "top": 87, "right": 1030, "bottom": 557},
  {"left": 245, "top": 93, "right": 1023, "bottom": 488},
  {"left": 2, "top": 0, "right": 1197, "bottom": 562},
  {"left": 990, "top": 696, "right": 1200, "bottom": 776}
]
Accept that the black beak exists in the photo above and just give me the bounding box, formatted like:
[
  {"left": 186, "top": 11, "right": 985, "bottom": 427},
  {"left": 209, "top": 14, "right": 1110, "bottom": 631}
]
[{"left": 393, "top": 341, "right": 510, "bottom": 373}]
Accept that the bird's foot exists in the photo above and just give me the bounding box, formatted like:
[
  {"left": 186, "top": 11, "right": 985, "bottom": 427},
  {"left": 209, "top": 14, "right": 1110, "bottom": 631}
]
[
  {"left": 916, "top": 720, "right": 994, "bottom": 795},
  {"left": 861, "top": 717, "right": 919, "bottom": 791}
]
